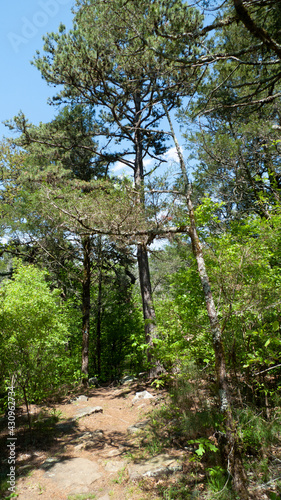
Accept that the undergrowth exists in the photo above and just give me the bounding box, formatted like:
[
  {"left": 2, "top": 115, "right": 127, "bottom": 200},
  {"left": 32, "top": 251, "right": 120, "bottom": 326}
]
[{"left": 134, "top": 362, "right": 281, "bottom": 499}]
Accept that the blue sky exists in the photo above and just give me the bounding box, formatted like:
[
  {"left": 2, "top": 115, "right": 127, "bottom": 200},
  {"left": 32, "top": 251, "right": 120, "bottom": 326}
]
[
  {"left": 1, "top": 0, "right": 188, "bottom": 176},
  {"left": 1, "top": 0, "right": 75, "bottom": 139}
]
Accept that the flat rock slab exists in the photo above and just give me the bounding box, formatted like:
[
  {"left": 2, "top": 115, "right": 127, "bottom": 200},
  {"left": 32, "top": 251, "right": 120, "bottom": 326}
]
[
  {"left": 43, "top": 457, "right": 101, "bottom": 492},
  {"left": 74, "top": 406, "right": 103, "bottom": 419},
  {"left": 128, "top": 454, "right": 182, "bottom": 480}
]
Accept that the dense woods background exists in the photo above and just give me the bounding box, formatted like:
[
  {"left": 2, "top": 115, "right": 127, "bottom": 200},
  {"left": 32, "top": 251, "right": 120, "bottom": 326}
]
[{"left": 1, "top": 1, "right": 281, "bottom": 498}]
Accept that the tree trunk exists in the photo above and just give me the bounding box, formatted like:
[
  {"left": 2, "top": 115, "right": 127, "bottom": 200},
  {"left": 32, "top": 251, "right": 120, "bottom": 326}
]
[
  {"left": 81, "top": 236, "right": 91, "bottom": 386},
  {"left": 233, "top": 0, "right": 281, "bottom": 58},
  {"left": 134, "top": 92, "right": 163, "bottom": 377},
  {"left": 165, "top": 105, "right": 251, "bottom": 499},
  {"left": 96, "top": 266, "right": 102, "bottom": 377},
  {"left": 188, "top": 199, "right": 250, "bottom": 500},
  {"left": 137, "top": 242, "right": 163, "bottom": 376}
]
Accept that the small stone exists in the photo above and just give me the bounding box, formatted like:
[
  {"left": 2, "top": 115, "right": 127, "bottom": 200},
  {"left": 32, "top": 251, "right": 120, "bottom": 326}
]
[
  {"left": 128, "top": 454, "right": 182, "bottom": 480},
  {"left": 41, "top": 457, "right": 61, "bottom": 469},
  {"left": 74, "top": 395, "right": 88, "bottom": 403},
  {"left": 120, "top": 375, "right": 137, "bottom": 384},
  {"left": 127, "top": 419, "right": 150, "bottom": 434},
  {"left": 132, "top": 391, "right": 154, "bottom": 403},
  {"left": 74, "top": 443, "right": 84, "bottom": 451},
  {"left": 100, "top": 448, "right": 121, "bottom": 458},
  {"left": 72, "top": 430, "right": 104, "bottom": 449},
  {"left": 80, "top": 431, "right": 93, "bottom": 439},
  {"left": 92, "top": 429, "right": 104, "bottom": 437}
]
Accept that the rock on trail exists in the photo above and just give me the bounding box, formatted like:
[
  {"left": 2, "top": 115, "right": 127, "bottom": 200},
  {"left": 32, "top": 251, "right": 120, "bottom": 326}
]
[
  {"left": 13, "top": 385, "right": 184, "bottom": 500},
  {"left": 43, "top": 457, "right": 102, "bottom": 494}
]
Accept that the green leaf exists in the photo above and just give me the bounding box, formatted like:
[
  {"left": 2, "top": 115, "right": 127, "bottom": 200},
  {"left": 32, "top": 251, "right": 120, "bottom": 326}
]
[
  {"left": 272, "top": 321, "right": 279, "bottom": 332},
  {"left": 195, "top": 443, "right": 206, "bottom": 456}
]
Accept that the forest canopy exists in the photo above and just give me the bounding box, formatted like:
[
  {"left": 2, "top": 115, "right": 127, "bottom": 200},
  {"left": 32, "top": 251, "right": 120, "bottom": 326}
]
[{"left": 1, "top": 1, "right": 281, "bottom": 498}]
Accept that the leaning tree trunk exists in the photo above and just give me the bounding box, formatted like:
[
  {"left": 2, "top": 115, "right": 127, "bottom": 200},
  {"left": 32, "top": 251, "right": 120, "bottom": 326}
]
[
  {"left": 81, "top": 236, "right": 91, "bottom": 386},
  {"left": 187, "top": 197, "right": 250, "bottom": 499},
  {"left": 165, "top": 105, "right": 251, "bottom": 499}
]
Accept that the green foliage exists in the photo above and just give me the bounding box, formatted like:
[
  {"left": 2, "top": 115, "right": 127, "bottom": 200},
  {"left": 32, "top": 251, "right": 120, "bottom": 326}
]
[
  {"left": 0, "top": 473, "right": 18, "bottom": 500},
  {"left": 155, "top": 208, "right": 281, "bottom": 402},
  {"left": 204, "top": 214, "right": 281, "bottom": 388},
  {"left": 91, "top": 283, "right": 145, "bottom": 381},
  {"left": 236, "top": 406, "right": 281, "bottom": 455},
  {"left": 206, "top": 466, "right": 229, "bottom": 493},
  {"left": 33, "top": 408, "right": 62, "bottom": 433},
  {"left": 268, "top": 492, "right": 281, "bottom": 500},
  {"left": 188, "top": 438, "right": 218, "bottom": 458},
  {"left": 0, "top": 262, "right": 77, "bottom": 408},
  {"left": 2, "top": 2, "right": 281, "bottom": 496},
  {"left": 151, "top": 377, "right": 165, "bottom": 389},
  {"left": 154, "top": 256, "right": 213, "bottom": 370},
  {"left": 194, "top": 197, "right": 224, "bottom": 230},
  {"left": 147, "top": 362, "right": 221, "bottom": 448},
  {"left": 112, "top": 465, "right": 127, "bottom": 484},
  {"left": 160, "top": 479, "right": 195, "bottom": 499}
]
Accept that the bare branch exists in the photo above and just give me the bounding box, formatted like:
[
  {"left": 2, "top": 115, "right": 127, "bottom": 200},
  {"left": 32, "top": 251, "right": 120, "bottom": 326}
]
[
  {"left": 255, "top": 364, "right": 281, "bottom": 376},
  {"left": 201, "top": 92, "right": 281, "bottom": 115}
]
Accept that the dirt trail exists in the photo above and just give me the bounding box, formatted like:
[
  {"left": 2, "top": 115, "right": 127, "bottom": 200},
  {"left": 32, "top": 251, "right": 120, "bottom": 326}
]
[{"left": 2, "top": 384, "right": 183, "bottom": 500}]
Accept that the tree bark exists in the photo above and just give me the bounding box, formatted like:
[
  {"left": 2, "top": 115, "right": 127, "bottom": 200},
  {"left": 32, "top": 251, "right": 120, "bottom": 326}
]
[
  {"left": 137, "top": 242, "right": 163, "bottom": 376},
  {"left": 96, "top": 263, "right": 102, "bottom": 378},
  {"left": 233, "top": 0, "right": 281, "bottom": 58},
  {"left": 81, "top": 236, "right": 91, "bottom": 386},
  {"left": 134, "top": 92, "right": 163, "bottom": 377},
  {"left": 188, "top": 198, "right": 250, "bottom": 499},
  {"left": 164, "top": 105, "right": 251, "bottom": 499}
]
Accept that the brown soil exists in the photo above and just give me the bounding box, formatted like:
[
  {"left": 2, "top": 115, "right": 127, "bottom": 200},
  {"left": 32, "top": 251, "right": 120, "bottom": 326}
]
[
  {"left": 0, "top": 383, "right": 185, "bottom": 500},
  {"left": 1, "top": 383, "right": 279, "bottom": 500}
]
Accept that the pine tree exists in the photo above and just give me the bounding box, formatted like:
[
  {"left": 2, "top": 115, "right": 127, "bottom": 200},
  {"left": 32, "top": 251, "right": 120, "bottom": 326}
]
[{"left": 10, "top": 0, "right": 203, "bottom": 375}]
